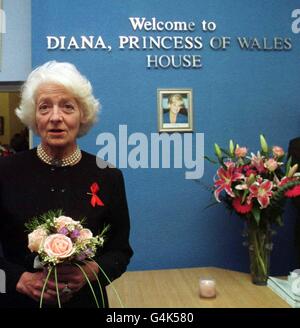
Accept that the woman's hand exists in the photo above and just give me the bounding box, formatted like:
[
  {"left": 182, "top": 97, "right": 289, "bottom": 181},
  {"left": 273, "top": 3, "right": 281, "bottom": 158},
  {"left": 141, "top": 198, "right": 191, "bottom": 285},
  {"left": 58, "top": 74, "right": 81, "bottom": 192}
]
[
  {"left": 16, "top": 262, "right": 99, "bottom": 304},
  {"left": 16, "top": 271, "right": 72, "bottom": 304},
  {"left": 45, "top": 261, "right": 100, "bottom": 295}
]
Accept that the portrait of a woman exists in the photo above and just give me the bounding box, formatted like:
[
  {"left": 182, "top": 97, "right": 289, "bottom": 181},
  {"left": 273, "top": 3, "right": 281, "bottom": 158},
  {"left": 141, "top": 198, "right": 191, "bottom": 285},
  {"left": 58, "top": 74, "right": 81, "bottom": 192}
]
[{"left": 163, "top": 94, "right": 188, "bottom": 124}]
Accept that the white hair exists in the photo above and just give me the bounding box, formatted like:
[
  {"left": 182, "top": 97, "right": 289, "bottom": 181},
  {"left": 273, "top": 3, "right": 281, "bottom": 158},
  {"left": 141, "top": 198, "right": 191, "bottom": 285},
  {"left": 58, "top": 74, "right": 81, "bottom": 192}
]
[{"left": 15, "top": 61, "right": 100, "bottom": 137}]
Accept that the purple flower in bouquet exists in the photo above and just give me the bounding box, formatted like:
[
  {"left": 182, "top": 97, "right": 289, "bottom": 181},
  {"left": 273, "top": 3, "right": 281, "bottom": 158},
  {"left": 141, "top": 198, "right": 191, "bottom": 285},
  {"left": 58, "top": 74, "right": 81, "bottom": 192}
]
[
  {"left": 58, "top": 227, "right": 68, "bottom": 235},
  {"left": 71, "top": 229, "right": 80, "bottom": 239}
]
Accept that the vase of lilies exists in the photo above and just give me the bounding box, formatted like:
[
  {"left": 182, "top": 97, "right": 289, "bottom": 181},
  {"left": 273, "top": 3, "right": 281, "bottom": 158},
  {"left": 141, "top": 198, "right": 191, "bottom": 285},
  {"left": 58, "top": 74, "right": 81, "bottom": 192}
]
[{"left": 208, "top": 135, "right": 300, "bottom": 285}]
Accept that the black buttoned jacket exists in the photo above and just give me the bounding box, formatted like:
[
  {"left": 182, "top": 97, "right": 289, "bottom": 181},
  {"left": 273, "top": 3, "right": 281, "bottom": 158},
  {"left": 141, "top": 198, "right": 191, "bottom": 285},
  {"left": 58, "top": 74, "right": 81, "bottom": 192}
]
[
  {"left": 288, "top": 137, "right": 300, "bottom": 266},
  {"left": 0, "top": 149, "right": 133, "bottom": 308}
]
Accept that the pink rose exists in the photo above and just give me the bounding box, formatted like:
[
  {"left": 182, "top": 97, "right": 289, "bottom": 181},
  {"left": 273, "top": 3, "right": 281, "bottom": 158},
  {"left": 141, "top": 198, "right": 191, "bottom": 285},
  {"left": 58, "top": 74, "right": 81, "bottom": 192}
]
[
  {"left": 264, "top": 158, "right": 278, "bottom": 172},
  {"left": 78, "top": 228, "right": 93, "bottom": 241},
  {"left": 272, "top": 146, "right": 284, "bottom": 158},
  {"left": 28, "top": 227, "right": 48, "bottom": 252},
  {"left": 43, "top": 234, "right": 75, "bottom": 260},
  {"left": 235, "top": 146, "right": 247, "bottom": 158}
]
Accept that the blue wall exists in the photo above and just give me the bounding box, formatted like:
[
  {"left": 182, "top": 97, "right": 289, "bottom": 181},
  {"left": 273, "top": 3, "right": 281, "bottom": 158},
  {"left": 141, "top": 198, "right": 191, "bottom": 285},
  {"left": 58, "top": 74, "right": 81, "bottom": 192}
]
[
  {"left": 32, "top": 0, "right": 300, "bottom": 275},
  {"left": 0, "top": 0, "right": 31, "bottom": 81}
]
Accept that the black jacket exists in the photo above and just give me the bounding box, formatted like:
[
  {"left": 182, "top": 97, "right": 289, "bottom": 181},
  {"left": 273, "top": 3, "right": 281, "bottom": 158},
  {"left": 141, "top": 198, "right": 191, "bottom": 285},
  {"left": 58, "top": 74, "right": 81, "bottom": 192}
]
[
  {"left": 0, "top": 149, "right": 133, "bottom": 308},
  {"left": 288, "top": 137, "right": 300, "bottom": 265}
]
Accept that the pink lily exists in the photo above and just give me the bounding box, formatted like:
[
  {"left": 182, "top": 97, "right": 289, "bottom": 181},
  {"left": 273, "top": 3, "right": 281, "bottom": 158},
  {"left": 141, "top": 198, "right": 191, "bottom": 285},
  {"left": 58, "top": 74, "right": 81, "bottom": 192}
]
[
  {"left": 214, "top": 162, "right": 244, "bottom": 202},
  {"left": 250, "top": 152, "right": 266, "bottom": 174},
  {"left": 264, "top": 158, "right": 278, "bottom": 172},
  {"left": 248, "top": 180, "right": 273, "bottom": 209},
  {"left": 278, "top": 176, "right": 292, "bottom": 187},
  {"left": 235, "top": 173, "right": 256, "bottom": 191}
]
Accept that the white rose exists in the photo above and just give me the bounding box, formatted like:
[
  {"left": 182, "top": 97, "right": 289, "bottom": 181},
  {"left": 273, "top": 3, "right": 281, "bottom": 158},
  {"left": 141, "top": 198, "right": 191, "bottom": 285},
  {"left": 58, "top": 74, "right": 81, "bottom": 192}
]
[
  {"left": 78, "top": 228, "right": 93, "bottom": 241},
  {"left": 28, "top": 228, "right": 48, "bottom": 252}
]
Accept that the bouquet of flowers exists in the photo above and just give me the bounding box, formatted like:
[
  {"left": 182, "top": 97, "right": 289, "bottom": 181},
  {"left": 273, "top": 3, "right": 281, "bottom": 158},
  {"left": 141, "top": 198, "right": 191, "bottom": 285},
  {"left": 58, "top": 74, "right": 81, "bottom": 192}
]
[
  {"left": 25, "top": 209, "right": 118, "bottom": 308},
  {"left": 207, "top": 135, "right": 300, "bottom": 284},
  {"left": 209, "top": 135, "right": 300, "bottom": 221}
]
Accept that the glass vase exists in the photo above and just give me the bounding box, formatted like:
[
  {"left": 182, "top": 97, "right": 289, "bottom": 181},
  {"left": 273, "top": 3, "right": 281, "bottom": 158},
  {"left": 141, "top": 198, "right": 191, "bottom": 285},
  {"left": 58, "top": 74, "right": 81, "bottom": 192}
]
[{"left": 246, "top": 221, "right": 273, "bottom": 285}]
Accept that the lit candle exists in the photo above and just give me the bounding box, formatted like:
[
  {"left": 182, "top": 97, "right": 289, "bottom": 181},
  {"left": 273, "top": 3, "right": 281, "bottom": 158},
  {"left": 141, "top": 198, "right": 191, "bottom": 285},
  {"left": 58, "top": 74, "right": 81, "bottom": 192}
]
[{"left": 199, "top": 279, "right": 216, "bottom": 298}]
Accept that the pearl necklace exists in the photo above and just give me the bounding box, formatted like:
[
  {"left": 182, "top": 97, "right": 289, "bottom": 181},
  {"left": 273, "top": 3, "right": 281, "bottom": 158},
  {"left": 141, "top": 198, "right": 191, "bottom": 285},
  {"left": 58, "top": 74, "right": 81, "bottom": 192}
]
[{"left": 37, "top": 144, "right": 82, "bottom": 167}]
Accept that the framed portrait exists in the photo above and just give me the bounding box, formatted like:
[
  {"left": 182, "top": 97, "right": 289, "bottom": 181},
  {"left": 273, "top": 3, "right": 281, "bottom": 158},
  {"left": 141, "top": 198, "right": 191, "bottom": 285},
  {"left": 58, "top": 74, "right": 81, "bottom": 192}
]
[
  {"left": 157, "top": 89, "right": 193, "bottom": 132},
  {"left": 0, "top": 116, "right": 4, "bottom": 135}
]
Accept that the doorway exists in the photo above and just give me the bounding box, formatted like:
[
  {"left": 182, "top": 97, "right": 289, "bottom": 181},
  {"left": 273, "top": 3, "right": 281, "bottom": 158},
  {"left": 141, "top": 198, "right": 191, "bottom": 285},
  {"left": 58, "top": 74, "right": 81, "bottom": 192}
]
[{"left": 0, "top": 82, "right": 30, "bottom": 155}]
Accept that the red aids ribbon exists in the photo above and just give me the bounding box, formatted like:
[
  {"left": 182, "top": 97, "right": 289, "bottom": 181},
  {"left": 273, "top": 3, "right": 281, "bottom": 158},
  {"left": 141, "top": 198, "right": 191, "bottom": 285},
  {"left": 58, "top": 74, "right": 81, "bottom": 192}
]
[{"left": 90, "top": 182, "right": 104, "bottom": 207}]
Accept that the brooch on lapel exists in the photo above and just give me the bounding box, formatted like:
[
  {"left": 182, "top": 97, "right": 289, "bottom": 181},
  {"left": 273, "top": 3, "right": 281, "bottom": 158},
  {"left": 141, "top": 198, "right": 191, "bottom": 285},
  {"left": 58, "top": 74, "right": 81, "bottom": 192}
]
[{"left": 87, "top": 182, "right": 104, "bottom": 207}]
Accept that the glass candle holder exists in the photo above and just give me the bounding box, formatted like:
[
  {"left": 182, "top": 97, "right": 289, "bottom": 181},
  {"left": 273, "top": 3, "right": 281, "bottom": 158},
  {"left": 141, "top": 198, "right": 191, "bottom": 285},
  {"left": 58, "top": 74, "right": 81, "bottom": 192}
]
[{"left": 199, "top": 278, "right": 216, "bottom": 298}]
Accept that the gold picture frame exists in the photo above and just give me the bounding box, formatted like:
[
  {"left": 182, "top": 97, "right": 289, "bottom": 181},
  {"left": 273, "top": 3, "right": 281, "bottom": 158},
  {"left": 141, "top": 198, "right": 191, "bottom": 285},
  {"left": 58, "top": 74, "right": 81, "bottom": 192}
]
[{"left": 157, "top": 88, "right": 193, "bottom": 132}]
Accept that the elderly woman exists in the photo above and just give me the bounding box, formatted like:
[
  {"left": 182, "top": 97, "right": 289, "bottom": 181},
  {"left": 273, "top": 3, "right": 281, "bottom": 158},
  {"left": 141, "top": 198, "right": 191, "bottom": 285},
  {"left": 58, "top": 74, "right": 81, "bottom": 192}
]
[{"left": 0, "top": 61, "right": 133, "bottom": 308}]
